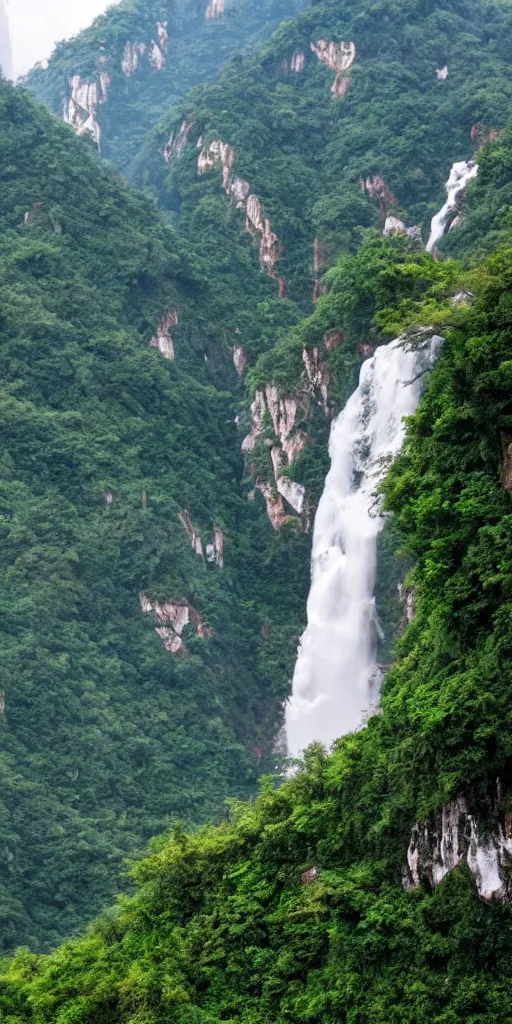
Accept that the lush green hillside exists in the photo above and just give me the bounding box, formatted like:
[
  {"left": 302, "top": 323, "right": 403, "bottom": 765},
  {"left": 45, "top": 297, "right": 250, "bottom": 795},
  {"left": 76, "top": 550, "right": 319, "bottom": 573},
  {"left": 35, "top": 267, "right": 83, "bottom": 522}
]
[
  {"left": 124, "top": 0, "right": 512, "bottom": 522},
  {"left": 1, "top": 234, "right": 512, "bottom": 1021},
  {"left": 25, "top": 0, "right": 309, "bottom": 170},
  {"left": 5, "top": 0, "right": 512, "bottom": 988},
  {"left": 135, "top": 0, "right": 512, "bottom": 303},
  {"left": 0, "top": 82, "right": 311, "bottom": 952}
]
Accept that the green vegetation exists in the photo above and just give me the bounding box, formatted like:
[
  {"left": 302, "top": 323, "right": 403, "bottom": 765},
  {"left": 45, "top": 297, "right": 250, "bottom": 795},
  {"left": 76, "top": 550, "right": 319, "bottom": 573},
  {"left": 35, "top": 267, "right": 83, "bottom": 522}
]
[
  {"left": 3, "top": 0, "right": 512, "bottom": 1011},
  {"left": 0, "top": 82, "right": 310, "bottom": 951},
  {"left": 136, "top": 0, "right": 512, "bottom": 311},
  {"left": 25, "top": 0, "right": 309, "bottom": 170},
  {"left": 2, "top": 193, "right": 512, "bottom": 1024}
]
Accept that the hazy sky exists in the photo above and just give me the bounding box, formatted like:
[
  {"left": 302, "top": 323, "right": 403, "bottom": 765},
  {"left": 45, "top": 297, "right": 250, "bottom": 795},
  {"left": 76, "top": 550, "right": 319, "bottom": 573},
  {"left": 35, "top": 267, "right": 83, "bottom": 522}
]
[{"left": 8, "top": 0, "right": 120, "bottom": 77}]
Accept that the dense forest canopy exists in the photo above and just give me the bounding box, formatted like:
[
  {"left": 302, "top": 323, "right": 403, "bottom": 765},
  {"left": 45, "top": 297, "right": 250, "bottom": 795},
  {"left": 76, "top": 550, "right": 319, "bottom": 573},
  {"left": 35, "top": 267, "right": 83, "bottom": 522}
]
[
  {"left": 0, "top": 0, "right": 512, "bottom": 1016},
  {"left": 0, "top": 82, "right": 310, "bottom": 951}
]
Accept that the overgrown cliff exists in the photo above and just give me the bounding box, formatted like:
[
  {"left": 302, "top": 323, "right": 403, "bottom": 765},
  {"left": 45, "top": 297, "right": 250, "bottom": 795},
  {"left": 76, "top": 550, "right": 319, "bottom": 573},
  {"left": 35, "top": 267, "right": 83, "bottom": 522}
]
[
  {"left": 0, "top": 82, "right": 309, "bottom": 951},
  {"left": 2, "top": 228, "right": 512, "bottom": 1017},
  {"left": 1, "top": 0, "right": 512, "bottom": 1013},
  {"left": 24, "top": 0, "right": 309, "bottom": 168}
]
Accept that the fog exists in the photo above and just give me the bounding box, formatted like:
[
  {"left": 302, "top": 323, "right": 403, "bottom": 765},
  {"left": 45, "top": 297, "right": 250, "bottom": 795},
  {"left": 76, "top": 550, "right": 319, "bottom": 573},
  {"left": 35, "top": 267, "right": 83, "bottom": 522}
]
[{"left": 6, "top": 0, "right": 120, "bottom": 77}]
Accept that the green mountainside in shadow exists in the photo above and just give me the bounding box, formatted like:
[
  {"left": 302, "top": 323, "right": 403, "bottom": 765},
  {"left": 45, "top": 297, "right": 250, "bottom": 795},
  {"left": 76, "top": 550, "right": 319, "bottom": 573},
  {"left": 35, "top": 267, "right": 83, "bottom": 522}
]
[
  {"left": 0, "top": 82, "right": 309, "bottom": 951},
  {"left": 25, "top": 0, "right": 309, "bottom": 170},
  {"left": 1, "top": 0, "right": 512, "bottom": 1012}
]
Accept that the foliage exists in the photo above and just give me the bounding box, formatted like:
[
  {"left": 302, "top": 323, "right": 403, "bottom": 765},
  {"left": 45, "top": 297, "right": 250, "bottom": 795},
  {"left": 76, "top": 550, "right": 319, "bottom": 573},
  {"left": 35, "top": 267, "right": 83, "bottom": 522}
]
[
  {"left": 25, "top": 0, "right": 310, "bottom": 170},
  {"left": 0, "top": 83, "right": 310, "bottom": 951},
  {"left": 1, "top": 226, "right": 512, "bottom": 1022},
  {"left": 135, "top": 0, "right": 512, "bottom": 314}
]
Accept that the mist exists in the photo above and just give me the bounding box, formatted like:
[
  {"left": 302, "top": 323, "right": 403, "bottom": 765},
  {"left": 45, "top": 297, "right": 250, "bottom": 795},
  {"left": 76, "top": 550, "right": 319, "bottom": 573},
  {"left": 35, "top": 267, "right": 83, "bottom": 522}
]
[{"left": 7, "top": 0, "right": 120, "bottom": 78}]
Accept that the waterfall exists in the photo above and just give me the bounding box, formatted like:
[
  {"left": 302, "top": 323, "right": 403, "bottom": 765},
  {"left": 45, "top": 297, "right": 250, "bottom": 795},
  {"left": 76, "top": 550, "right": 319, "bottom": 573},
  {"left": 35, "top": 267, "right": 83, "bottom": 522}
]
[
  {"left": 286, "top": 335, "right": 440, "bottom": 757},
  {"left": 0, "top": 0, "right": 13, "bottom": 80},
  {"left": 426, "top": 160, "right": 478, "bottom": 253}
]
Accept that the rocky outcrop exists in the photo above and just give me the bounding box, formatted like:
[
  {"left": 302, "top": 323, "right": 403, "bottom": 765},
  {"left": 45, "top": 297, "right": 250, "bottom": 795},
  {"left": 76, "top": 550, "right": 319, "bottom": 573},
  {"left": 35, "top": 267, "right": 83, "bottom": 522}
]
[
  {"left": 206, "top": 0, "right": 225, "bottom": 17},
  {"left": 436, "top": 65, "right": 448, "bottom": 80},
  {"left": 471, "top": 123, "right": 501, "bottom": 147},
  {"left": 302, "top": 347, "right": 330, "bottom": 414},
  {"left": 255, "top": 480, "right": 289, "bottom": 529},
  {"left": 291, "top": 51, "right": 306, "bottom": 73},
  {"left": 24, "top": 203, "right": 62, "bottom": 234},
  {"left": 403, "top": 793, "right": 512, "bottom": 902},
  {"left": 121, "top": 42, "right": 147, "bottom": 76},
  {"left": 180, "top": 511, "right": 224, "bottom": 566},
  {"left": 501, "top": 434, "right": 512, "bottom": 490},
  {"left": 397, "top": 582, "right": 415, "bottom": 623},
  {"left": 312, "top": 237, "right": 326, "bottom": 302},
  {"left": 233, "top": 345, "right": 247, "bottom": 377},
  {"left": 122, "top": 22, "right": 167, "bottom": 76},
  {"left": 324, "top": 329, "right": 344, "bottom": 352},
  {"left": 361, "top": 174, "right": 396, "bottom": 219},
  {"left": 283, "top": 51, "right": 306, "bottom": 73},
  {"left": 104, "top": 489, "right": 114, "bottom": 506},
  {"left": 242, "top": 346, "right": 332, "bottom": 527},
  {"left": 150, "top": 22, "right": 168, "bottom": 70},
  {"left": 164, "top": 120, "right": 194, "bottom": 163},
  {"left": 140, "top": 592, "right": 210, "bottom": 654},
  {"left": 198, "top": 139, "right": 284, "bottom": 294},
  {"left": 179, "top": 511, "right": 204, "bottom": 558},
  {"left": 62, "top": 73, "right": 111, "bottom": 149},
  {"left": 213, "top": 526, "right": 225, "bottom": 568},
  {"left": 383, "top": 216, "right": 422, "bottom": 241},
  {"left": 311, "top": 39, "right": 355, "bottom": 97},
  {"left": 149, "top": 310, "right": 178, "bottom": 360}
]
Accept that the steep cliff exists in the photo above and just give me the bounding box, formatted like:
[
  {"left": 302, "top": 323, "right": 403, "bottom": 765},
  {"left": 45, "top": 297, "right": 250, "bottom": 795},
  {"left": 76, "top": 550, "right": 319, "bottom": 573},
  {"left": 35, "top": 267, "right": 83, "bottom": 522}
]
[
  {"left": 3, "top": 0, "right": 512, "bottom": 1001},
  {"left": 24, "top": 0, "right": 309, "bottom": 168},
  {"left": 0, "top": 82, "right": 309, "bottom": 951},
  {"left": 127, "top": 0, "right": 512, "bottom": 528},
  {"left": 3, "top": 165, "right": 512, "bottom": 1021}
]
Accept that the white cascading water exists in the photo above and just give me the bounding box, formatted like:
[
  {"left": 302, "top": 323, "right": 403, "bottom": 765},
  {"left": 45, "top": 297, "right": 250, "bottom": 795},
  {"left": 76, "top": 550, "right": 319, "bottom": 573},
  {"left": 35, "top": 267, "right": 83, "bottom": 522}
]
[
  {"left": 426, "top": 160, "right": 478, "bottom": 253},
  {"left": 286, "top": 335, "right": 441, "bottom": 757}
]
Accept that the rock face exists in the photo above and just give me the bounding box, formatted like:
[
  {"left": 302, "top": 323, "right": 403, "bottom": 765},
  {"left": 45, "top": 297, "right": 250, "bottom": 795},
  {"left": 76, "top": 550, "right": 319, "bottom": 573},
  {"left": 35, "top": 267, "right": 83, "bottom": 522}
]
[
  {"left": 501, "top": 434, "right": 512, "bottom": 490},
  {"left": 436, "top": 64, "right": 449, "bottom": 80},
  {"left": 383, "top": 216, "right": 422, "bottom": 241},
  {"left": 150, "top": 23, "right": 168, "bottom": 71},
  {"left": 198, "top": 139, "right": 285, "bottom": 294},
  {"left": 179, "top": 511, "right": 224, "bottom": 566},
  {"left": 471, "top": 123, "right": 501, "bottom": 147},
  {"left": 312, "top": 237, "right": 326, "bottom": 301},
  {"left": 290, "top": 51, "right": 306, "bottom": 72},
  {"left": 149, "top": 311, "right": 178, "bottom": 359},
  {"left": 121, "top": 42, "right": 147, "bottom": 76},
  {"left": 164, "top": 120, "right": 194, "bottom": 163},
  {"left": 179, "top": 510, "right": 204, "bottom": 558},
  {"left": 361, "top": 174, "right": 396, "bottom": 219},
  {"left": 62, "top": 73, "right": 111, "bottom": 149},
  {"left": 233, "top": 345, "right": 247, "bottom": 377},
  {"left": 242, "top": 346, "right": 333, "bottom": 528},
  {"left": 403, "top": 793, "right": 512, "bottom": 902},
  {"left": 140, "top": 592, "right": 210, "bottom": 654},
  {"left": 311, "top": 39, "right": 355, "bottom": 97}
]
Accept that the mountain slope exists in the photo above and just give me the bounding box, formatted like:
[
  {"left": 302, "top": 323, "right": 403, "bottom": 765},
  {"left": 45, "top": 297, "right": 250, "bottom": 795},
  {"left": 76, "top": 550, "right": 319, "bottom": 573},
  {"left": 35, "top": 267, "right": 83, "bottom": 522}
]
[
  {"left": 0, "top": 82, "right": 309, "bottom": 952},
  {"left": 5, "top": 0, "right": 512, "bottom": 963},
  {"left": 123, "top": 0, "right": 512, "bottom": 531},
  {"left": 2, "top": 229, "right": 512, "bottom": 1021},
  {"left": 24, "top": 0, "right": 309, "bottom": 170}
]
